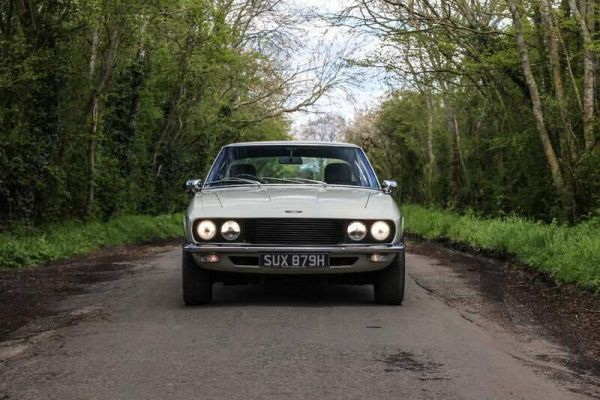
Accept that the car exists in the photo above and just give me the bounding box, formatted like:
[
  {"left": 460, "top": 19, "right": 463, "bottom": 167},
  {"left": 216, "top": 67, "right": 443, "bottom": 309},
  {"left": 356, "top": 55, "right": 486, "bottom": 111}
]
[{"left": 182, "top": 141, "right": 405, "bottom": 305}]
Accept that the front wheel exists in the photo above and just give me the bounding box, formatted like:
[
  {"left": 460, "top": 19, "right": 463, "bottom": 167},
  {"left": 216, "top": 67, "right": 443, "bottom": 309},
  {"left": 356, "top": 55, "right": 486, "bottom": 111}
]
[
  {"left": 182, "top": 251, "right": 213, "bottom": 305},
  {"left": 374, "top": 252, "right": 405, "bottom": 305}
]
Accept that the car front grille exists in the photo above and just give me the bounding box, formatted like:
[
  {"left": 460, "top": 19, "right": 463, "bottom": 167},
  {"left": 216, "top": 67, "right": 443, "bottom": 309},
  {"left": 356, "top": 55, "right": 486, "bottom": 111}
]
[{"left": 243, "top": 218, "right": 345, "bottom": 245}]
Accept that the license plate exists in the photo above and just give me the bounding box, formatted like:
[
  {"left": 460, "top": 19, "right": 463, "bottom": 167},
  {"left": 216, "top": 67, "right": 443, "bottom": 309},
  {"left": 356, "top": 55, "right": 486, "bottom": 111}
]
[{"left": 259, "top": 253, "right": 329, "bottom": 268}]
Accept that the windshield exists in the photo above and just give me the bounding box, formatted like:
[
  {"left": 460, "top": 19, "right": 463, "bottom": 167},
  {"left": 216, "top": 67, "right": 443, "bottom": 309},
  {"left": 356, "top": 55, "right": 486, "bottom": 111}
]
[{"left": 204, "top": 145, "right": 379, "bottom": 189}]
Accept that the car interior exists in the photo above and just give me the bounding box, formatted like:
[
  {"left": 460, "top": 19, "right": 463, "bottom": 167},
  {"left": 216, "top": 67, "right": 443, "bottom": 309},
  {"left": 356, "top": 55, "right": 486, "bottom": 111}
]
[
  {"left": 228, "top": 160, "right": 357, "bottom": 186},
  {"left": 228, "top": 164, "right": 257, "bottom": 178},
  {"left": 323, "top": 163, "right": 353, "bottom": 185}
]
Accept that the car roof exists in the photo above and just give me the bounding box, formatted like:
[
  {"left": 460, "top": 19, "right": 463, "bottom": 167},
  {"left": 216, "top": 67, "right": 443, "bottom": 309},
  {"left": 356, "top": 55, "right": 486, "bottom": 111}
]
[{"left": 224, "top": 140, "right": 361, "bottom": 148}]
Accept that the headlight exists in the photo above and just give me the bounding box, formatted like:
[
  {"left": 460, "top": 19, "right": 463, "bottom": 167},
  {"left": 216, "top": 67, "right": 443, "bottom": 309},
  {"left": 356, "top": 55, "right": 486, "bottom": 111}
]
[
  {"left": 371, "top": 221, "right": 391, "bottom": 241},
  {"left": 347, "top": 221, "right": 367, "bottom": 241},
  {"left": 196, "top": 220, "right": 217, "bottom": 241},
  {"left": 221, "top": 220, "right": 241, "bottom": 241}
]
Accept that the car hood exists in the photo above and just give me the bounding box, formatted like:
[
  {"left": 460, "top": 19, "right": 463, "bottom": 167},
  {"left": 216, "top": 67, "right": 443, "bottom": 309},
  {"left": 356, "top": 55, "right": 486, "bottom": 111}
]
[{"left": 187, "top": 186, "right": 399, "bottom": 220}]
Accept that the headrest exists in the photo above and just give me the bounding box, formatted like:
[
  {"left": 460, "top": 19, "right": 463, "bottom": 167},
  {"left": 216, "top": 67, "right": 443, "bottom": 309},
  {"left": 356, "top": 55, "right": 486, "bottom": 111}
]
[{"left": 324, "top": 163, "right": 352, "bottom": 185}]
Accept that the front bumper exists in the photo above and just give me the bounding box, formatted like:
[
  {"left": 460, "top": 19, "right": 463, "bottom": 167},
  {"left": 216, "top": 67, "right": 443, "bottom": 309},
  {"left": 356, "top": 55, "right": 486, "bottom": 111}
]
[{"left": 183, "top": 242, "right": 406, "bottom": 274}]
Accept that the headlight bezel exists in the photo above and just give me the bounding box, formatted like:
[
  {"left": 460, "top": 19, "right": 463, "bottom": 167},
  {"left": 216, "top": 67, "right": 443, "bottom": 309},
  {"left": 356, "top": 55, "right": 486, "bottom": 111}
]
[
  {"left": 193, "top": 219, "right": 243, "bottom": 242},
  {"left": 345, "top": 220, "right": 396, "bottom": 243},
  {"left": 221, "top": 220, "right": 241, "bottom": 241},
  {"left": 347, "top": 221, "right": 368, "bottom": 241},
  {"left": 195, "top": 220, "right": 217, "bottom": 241},
  {"left": 370, "top": 220, "right": 391, "bottom": 242}
]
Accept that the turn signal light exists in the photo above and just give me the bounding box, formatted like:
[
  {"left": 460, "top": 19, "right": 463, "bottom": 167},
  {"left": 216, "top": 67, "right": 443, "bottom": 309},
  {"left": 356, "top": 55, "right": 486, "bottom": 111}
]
[
  {"left": 370, "top": 254, "right": 390, "bottom": 263},
  {"left": 200, "top": 253, "right": 220, "bottom": 263}
]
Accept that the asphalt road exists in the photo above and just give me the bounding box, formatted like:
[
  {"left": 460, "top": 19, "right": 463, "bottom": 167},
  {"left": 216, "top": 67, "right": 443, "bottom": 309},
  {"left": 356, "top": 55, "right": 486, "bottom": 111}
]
[{"left": 1, "top": 248, "right": 598, "bottom": 399}]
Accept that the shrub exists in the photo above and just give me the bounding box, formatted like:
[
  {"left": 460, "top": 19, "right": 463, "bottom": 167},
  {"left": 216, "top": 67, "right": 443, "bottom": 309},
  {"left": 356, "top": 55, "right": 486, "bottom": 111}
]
[
  {"left": 402, "top": 205, "right": 600, "bottom": 292},
  {"left": 0, "top": 214, "right": 182, "bottom": 269}
]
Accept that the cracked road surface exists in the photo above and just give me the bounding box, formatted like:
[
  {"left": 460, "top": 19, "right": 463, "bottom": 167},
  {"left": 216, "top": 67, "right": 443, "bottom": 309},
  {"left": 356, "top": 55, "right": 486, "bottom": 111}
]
[{"left": 1, "top": 248, "right": 599, "bottom": 399}]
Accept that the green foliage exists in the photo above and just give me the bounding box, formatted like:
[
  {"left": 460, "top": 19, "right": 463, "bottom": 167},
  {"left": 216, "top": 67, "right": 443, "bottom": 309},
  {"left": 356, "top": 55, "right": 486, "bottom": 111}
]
[
  {"left": 0, "top": 214, "right": 182, "bottom": 269},
  {"left": 353, "top": 86, "right": 580, "bottom": 221},
  {"left": 403, "top": 205, "right": 600, "bottom": 292},
  {"left": 0, "top": 0, "right": 291, "bottom": 227},
  {"left": 346, "top": 0, "right": 599, "bottom": 223}
]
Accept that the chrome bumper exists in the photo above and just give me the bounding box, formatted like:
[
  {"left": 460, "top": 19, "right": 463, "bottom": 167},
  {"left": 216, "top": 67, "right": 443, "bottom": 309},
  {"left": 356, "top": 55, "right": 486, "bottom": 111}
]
[
  {"left": 183, "top": 242, "right": 405, "bottom": 274},
  {"left": 183, "top": 242, "right": 406, "bottom": 253}
]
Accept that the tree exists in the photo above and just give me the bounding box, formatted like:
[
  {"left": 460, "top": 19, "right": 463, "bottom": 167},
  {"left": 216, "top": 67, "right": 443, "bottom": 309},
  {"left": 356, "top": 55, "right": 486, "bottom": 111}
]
[
  {"left": 336, "top": 0, "right": 599, "bottom": 221},
  {"left": 507, "top": 0, "right": 571, "bottom": 218},
  {"left": 297, "top": 113, "right": 347, "bottom": 142},
  {"left": 0, "top": 0, "right": 354, "bottom": 226}
]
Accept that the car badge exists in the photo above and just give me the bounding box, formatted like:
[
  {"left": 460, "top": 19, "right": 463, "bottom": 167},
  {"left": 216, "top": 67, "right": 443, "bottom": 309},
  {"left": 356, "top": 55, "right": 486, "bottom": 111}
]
[{"left": 285, "top": 210, "right": 303, "bottom": 214}]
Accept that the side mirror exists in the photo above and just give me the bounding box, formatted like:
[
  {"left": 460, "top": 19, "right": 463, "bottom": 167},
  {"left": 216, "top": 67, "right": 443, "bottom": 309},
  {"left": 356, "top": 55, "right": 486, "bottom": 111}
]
[
  {"left": 186, "top": 179, "right": 203, "bottom": 194},
  {"left": 382, "top": 180, "right": 397, "bottom": 194}
]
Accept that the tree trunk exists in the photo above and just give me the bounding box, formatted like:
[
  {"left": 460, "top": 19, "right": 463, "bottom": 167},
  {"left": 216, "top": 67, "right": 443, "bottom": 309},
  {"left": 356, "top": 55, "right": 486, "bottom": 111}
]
[
  {"left": 507, "top": 0, "right": 572, "bottom": 218},
  {"left": 152, "top": 88, "right": 182, "bottom": 174},
  {"left": 425, "top": 93, "right": 436, "bottom": 204},
  {"left": 88, "top": 28, "right": 99, "bottom": 81},
  {"left": 551, "top": 10, "right": 583, "bottom": 111},
  {"left": 452, "top": 111, "right": 468, "bottom": 188},
  {"left": 446, "top": 101, "right": 469, "bottom": 196},
  {"left": 540, "top": 0, "right": 578, "bottom": 161},
  {"left": 570, "top": 0, "right": 596, "bottom": 151},
  {"left": 127, "top": 18, "right": 149, "bottom": 135},
  {"left": 446, "top": 102, "right": 466, "bottom": 204},
  {"left": 84, "top": 29, "right": 100, "bottom": 219},
  {"left": 83, "top": 25, "right": 122, "bottom": 219},
  {"left": 85, "top": 93, "right": 100, "bottom": 218}
]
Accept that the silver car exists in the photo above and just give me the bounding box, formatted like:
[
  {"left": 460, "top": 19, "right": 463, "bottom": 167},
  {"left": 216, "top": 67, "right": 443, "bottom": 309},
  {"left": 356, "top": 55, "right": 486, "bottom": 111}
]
[{"left": 182, "top": 141, "right": 405, "bottom": 305}]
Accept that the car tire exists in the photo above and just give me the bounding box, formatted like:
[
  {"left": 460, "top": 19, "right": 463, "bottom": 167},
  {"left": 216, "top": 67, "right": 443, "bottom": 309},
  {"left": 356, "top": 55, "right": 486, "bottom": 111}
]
[
  {"left": 374, "top": 252, "right": 405, "bottom": 305},
  {"left": 182, "top": 251, "right": 213, "bottom": 305}
]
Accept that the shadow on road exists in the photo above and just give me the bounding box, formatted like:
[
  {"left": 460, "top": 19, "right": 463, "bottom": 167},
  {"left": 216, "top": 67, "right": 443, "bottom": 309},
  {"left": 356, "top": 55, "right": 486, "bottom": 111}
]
[{"left": 206, "top": 282, "right": 381, "bottom": 307}]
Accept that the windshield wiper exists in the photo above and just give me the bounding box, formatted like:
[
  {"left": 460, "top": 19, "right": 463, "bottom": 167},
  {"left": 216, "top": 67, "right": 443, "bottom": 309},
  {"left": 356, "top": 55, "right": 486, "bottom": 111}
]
[
  {"left": 289, "top": 177, "right": 327, "bottom": 185},
  {"left": 205, "top": 177, "right": 261, "bottom": 187},
  {"left": 261, "top": 176, "right": 327, "bottom": 185},
  {"left": 261, "top": 177, "right": 304, "bottom": 184}
]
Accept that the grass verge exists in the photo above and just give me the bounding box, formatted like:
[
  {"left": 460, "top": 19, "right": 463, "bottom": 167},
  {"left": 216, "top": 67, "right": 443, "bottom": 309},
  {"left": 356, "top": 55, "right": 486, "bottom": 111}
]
[
  {"left": 403, "top": 204, "right": 600, "bottom": 292},
  {"left": 0, "top": 214, "right": 182, "bottom": 269}
]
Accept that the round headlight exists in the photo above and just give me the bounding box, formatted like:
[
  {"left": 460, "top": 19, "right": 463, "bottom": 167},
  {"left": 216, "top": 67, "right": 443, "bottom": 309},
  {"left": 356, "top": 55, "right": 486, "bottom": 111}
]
[
  {"left": 196, "top": 220, "right": 217, "bottom": 241},
  {"left": 371, "top": 221, "right": 391, "bottom": 241},
  {"left": 221, "top": 220, "right": 241, "bottom": 241},
  {"left": 347, "top": 221, "right": 367, "bottom": 241}
]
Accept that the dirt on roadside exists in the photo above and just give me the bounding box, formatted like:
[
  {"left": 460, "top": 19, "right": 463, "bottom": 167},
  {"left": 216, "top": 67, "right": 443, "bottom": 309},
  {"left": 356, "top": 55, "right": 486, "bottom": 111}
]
[
  {"left": 408, "top": 238, "right": 600, "bottom": 374},
  {"left": 0, "top": 240, "right": 178, "bottom": 341}
]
